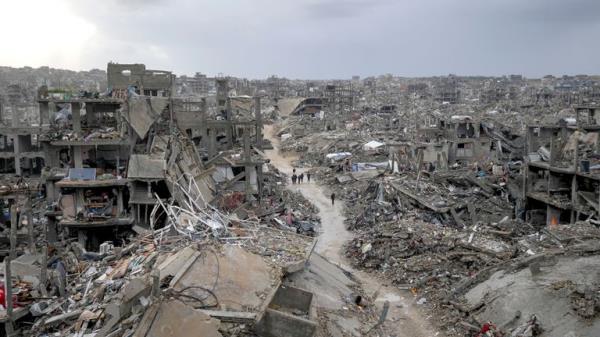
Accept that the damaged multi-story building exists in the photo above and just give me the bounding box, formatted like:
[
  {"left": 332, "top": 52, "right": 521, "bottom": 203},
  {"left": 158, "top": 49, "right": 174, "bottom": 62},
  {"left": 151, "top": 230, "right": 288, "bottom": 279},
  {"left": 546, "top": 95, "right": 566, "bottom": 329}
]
[
  {"left": 36, "top": 63, "right": 176, "bottom": 250},
  {"left": 0, "top": 62, "right": 261, "bottom": 253},
  {"left": 414, "top": 115, "right": 495, "bottom": 167},
  {"left": 433, "top": 75, "right": 461, "bottom": 104},
  {"left": 524, "top": 106, "right": 600, "bottom": 226},
  {"left": 37, "top": 62, "right": 271, "bottom": 251}
]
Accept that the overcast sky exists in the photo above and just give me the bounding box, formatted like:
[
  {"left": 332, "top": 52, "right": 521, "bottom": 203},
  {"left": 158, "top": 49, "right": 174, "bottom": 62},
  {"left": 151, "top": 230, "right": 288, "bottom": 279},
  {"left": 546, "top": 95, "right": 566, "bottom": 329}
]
[{"left": 1, "top": 0, "right": 599, "bottom": 79}]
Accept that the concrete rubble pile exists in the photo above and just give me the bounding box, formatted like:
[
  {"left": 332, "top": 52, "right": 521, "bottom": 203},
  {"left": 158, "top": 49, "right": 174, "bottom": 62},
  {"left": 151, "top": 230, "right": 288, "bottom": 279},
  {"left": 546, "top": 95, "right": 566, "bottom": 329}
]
[
  {"left": 2, "top": 64, "right": 600, "bottom": 337},
  {"left": 4, "top": 222, "right": 318, "bottom": 337},
  {"left": 315, "top": 149, "right": 600, "bottom": 336},
  {"left": 278, "top": 130, "right": 390, "bottom": 169},
  {"left": 0, "top": 63, "right": 410, "bottom": 337},
  {"left": 266, "top": 75, "right": 600, "bottom": 337}
]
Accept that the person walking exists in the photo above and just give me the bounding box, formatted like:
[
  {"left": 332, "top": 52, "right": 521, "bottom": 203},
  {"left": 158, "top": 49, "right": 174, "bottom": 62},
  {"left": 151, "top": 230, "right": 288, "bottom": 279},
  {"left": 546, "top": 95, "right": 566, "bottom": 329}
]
[
  {"left": 307, "top": 172, "right": 311, "bottom": 183},
  {"left": 292, "top": 174, "right": 297, "bottom": 184},
  {"left": 331, "top": 192, "right": 335, "bottom": 206},
  {"left": 299, "top": 173, "right": 304, "bottom": 184}
]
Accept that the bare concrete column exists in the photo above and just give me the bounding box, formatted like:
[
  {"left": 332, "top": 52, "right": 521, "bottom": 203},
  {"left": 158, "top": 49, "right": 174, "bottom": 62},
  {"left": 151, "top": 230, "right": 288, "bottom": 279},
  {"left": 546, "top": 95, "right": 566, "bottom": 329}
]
[
  {"left": 117, "top": 189, "right": 124, "bottom": 214},
  {"left": 26, "top": 199, "right": 34, "bottom": 253},
  {"left": 13, "top": 137, "right": 21, "bottom": 176},
  {"left": 225, "top": 98, "right": 233, "bottom": 149},
  {"left": 147, "top": 182, "right": 152, "bottom": 199},
  {"left": 40, "top": 101, "right": 50, "bottom": 126},
  {"left": 40, "top": 245, "right": 48, "bottom": 297},
  {"left": 9, "top": 205, "right": 17, "bottom": 259},
  {"left": 72, "top": 146, "right": 83, "bottom": 168},
  {"left": 200, "top": 98, "right": 208, "bottom": 150},
  {"left": 257, "top": 161, "right": 264, "bottom": 201},
  {"left": 11, "top": 105, "right": 18, "bottom": 127},
  {"left": 208, "top": 128, "right": 216, "bottom": 158},
  {"left": 243, "top": 127, "right": 252, "bottom": 199},
  {"left": 254, "top": 96, "right": 263, "bottom": 150},
  {"left": 85, "top": 103, "right": 94, "bottom": 128},
  {"left": 72, "top": 102, "right": 81, "bottom": 133}
]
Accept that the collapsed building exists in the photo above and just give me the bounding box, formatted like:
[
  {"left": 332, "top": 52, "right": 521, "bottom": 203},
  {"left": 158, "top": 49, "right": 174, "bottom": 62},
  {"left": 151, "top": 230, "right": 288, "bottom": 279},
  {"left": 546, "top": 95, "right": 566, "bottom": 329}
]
[
  {"left": 37, "top": 63, "right": 175, "bottom": 251},
  {"left": 0, "top": 63, "right": 394, "bottom": 337},
  {"left": 524, "top": 106, "right": 600, "bottom": 226},
  {"left": 174, "top": 77, "right": 267, "bottom": 200},
  {"left": 270, "top": 75, "right": 600, "bottom": 337},
  {"left": 2, "top": 61, "right": 600, "bottom": 337}
]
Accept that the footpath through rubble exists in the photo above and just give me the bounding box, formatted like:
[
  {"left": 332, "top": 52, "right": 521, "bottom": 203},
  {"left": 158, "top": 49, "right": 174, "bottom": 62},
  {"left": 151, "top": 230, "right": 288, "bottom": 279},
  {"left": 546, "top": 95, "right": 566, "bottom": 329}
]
[{"left": 264, "top": 124, "right": 443, "bottom": 337}]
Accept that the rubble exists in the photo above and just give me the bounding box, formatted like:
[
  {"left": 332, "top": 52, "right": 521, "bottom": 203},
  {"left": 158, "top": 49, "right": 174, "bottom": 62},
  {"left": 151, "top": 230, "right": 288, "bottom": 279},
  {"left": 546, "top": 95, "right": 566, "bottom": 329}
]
[
  {"left": 261, "top": 76, "right": 600, "bottom": 337},
  {"left": 0, "top": 62, "right": 409, "bottom": 337},
  {"left": 1, "top": 55, "right": 600, "bottom": 337}
]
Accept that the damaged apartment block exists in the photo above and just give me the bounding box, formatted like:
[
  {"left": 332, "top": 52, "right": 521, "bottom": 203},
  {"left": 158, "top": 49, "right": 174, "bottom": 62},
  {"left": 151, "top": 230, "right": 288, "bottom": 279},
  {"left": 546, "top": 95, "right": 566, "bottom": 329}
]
[
  {"left": 524, "top": 106, "right": 600, "bottom": 226},
  {"left": 36, "top": 63, "right": 176, "bottom": 251}
]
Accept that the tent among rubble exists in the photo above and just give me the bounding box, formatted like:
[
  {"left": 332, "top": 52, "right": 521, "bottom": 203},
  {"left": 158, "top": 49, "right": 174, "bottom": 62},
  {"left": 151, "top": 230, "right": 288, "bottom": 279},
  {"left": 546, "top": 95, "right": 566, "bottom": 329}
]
[{"left": 362, "top": 140, "right": 385, "bottom": 151}]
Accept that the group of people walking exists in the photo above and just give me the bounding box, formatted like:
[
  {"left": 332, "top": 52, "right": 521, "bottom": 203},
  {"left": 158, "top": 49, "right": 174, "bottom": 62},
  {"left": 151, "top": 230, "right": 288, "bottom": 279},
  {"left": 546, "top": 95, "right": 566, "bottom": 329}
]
[
  {"left": 291, "top": 169, "right": 311, "bottom": 184},
  {"left": 290, "top": 168, "right": 336, "bottom": 206}
]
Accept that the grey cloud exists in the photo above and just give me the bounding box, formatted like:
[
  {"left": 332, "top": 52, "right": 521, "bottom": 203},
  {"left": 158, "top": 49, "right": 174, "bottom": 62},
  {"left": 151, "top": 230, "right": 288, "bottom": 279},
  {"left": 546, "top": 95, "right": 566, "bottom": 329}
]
[
  {"left": 509, "top": 0, "right": 600, "bottom": 24},
  {"left": 302, "top": 0, "right": 393, "bottom": 19},
  {"left": 58, "top": 0, "right": 600, "bottom": 78}
]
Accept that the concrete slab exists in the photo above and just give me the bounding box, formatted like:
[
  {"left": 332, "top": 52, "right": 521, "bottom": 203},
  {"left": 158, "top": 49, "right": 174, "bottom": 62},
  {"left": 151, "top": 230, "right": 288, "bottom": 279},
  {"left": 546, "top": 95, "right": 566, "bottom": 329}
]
[
  {"left": 286, "top": 253, "right": 356, "bottom": 310},
  {"left": 465, "top": 255, "right": 600, "bottom": 337},
  {"left": 173, "top": 245, "right": 276, "bottom": 312},
  {"left": 142, "top": 300, "right": 222, "bottom": 337}
]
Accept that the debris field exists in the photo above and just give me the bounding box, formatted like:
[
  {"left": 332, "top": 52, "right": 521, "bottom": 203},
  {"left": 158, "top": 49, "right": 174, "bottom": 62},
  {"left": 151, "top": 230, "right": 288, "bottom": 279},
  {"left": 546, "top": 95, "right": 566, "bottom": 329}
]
[{"left": 0, "top": 64, "right": 599, "bottom": 337}]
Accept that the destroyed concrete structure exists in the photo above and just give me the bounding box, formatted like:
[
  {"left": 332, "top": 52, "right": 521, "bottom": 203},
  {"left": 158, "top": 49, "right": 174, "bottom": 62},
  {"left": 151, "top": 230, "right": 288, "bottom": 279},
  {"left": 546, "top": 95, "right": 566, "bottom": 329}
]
[
  {"left": 434, "top": 75, "right": 461, "bottom": 104},
  {"left": 173, "top": 77, "right": 267, "bottom": 200},
  {"left": 416, "top": 115, "right": 493, "bottom": 166},
  {"left": 2, "top": 60, "right": 600, "bottom": 337},
  {"left": 265, "top": 72, "right": 600, "bottom": 337},
  {"left": 524, "top": 106, "right": 600, "bottom": 226},
  {"left": 0, "top": 63, "right": 380, "bottom": 337},
  {"left": 37, "top": 66, "right": 175, "bottom": 251}
]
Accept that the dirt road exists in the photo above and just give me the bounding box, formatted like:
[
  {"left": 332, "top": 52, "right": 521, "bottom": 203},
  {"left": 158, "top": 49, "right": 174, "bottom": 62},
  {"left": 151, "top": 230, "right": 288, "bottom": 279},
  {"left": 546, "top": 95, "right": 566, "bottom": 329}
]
[{"left": 263, "top": 125, "right": 442, "bottom": 337}]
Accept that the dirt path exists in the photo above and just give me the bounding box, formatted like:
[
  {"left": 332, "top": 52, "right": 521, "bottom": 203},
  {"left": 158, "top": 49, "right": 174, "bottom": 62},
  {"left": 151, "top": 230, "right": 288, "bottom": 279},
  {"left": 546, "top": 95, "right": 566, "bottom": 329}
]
[{"left": 263, "top": 125, "right": 443, "bottom": 337}]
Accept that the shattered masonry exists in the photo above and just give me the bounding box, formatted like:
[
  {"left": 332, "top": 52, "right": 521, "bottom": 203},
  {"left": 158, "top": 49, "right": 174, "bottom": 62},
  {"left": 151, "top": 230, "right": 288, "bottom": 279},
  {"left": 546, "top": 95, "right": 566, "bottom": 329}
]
[{"left": 0, "top": 67, "right": 599, "bottom": 337}]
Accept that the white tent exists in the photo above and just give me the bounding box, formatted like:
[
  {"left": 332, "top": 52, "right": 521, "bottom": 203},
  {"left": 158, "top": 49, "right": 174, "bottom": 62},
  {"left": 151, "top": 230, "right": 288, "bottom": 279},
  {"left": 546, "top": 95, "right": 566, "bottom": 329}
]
[
  {"left": 325, "top": 152, "right": 352, "bottom": 161},
  {"left": 362, "top": 140, "right": 385, "bottom": 151}
]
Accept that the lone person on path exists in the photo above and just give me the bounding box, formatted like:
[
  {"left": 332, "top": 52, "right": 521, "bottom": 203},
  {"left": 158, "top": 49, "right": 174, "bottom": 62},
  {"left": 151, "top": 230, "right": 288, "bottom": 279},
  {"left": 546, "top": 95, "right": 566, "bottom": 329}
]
[
  {"left": 307, "top": 172, "right": 311, "bottom": 183},
  {"left": 331, "top": 192, "right": 335, "bottom": 206}
]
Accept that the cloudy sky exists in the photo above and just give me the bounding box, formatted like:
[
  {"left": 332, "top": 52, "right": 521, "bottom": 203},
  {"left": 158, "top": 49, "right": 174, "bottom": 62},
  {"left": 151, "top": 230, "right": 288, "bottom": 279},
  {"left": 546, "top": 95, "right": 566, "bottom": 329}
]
[{"left": 1, "top": 0, "right": 599, "bottom": 79}]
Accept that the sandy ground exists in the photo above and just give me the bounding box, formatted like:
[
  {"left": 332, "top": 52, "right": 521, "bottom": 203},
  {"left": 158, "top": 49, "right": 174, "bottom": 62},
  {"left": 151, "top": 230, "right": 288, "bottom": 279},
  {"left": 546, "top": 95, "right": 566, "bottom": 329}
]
[{"left": 263, "top": 125, "right": 443, "bottom": 337}]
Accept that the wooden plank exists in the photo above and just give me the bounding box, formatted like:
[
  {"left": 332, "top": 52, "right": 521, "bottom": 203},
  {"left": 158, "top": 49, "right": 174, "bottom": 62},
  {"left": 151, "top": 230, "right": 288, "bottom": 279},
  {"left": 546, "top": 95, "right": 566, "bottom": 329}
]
[{"left": 132, "top": 302, "right": 160, "bottom": 337}]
